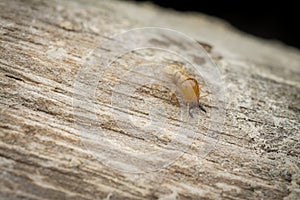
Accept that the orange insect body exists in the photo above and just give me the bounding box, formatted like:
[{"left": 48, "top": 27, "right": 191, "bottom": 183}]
[{"left": 164, "top": 65, "right": 206, "bottom": 116}]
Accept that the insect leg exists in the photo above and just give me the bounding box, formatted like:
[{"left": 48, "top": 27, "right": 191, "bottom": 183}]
[
  {"left": 199, "top": 93, "right": 209, "bottom": 99},
  {"left": 188, "top": 104, "right": 194, "bottom": 118},
  {"left": 199, "top": 104, "right": 207, "bottom": 113}
]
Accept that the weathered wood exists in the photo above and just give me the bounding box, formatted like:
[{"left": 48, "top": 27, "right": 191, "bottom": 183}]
[{"left": 1, "top": 0, "right": 299, "bottom": 199}]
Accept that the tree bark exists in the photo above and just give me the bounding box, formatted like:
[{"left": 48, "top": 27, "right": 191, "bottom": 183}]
[{"left": 1, "top": 0, "right": 299, "bottom": 200}]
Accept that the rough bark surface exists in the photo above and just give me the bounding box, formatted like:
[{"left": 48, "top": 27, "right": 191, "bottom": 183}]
[{"left": 0, "top": 0, "right": 300, "bottom": 200}]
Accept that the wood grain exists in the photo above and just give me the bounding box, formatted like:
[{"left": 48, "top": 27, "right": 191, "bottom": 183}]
[{"left": 1, "top": 0, "right": 299, "bottom": 199}]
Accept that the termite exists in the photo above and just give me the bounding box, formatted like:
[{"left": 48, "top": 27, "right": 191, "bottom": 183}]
[{"left": 163, "top": 65, "right": 207, "bottom": 117}]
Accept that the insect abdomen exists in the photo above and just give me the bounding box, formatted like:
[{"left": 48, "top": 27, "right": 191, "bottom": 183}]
[
  {"left": 177, "top": 78, "right": 200, "bottom": 107},
  {"left": 163, "top": 65, "right": 206, "bottom": 115}
]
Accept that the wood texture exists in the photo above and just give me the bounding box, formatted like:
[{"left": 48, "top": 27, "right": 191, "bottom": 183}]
[{"left": 1, "top": 0, "right": 299, "bottom": 199}]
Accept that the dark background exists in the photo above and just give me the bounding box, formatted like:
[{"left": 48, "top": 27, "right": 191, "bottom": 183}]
[{"left": 129, "top": 0, "right": 300, "bottom": 49}]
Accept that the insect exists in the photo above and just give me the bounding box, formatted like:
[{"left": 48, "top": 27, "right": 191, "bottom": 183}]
[{"left": 163, "top": 65, "right": 207, "bottom": 117}]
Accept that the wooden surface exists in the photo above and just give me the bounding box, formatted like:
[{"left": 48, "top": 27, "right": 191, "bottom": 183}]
[{"left": 1, "top": 0, "right": 300, "bottom": 199}]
